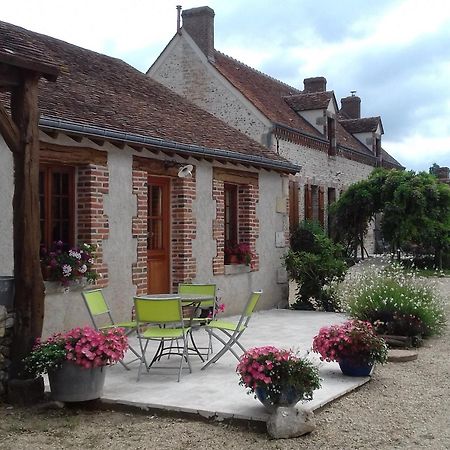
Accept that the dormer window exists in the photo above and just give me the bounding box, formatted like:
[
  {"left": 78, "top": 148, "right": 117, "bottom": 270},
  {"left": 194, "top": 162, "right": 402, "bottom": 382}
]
[
  {"left": 374, "top": 137, "right": 383, "bottom": 165},
  {"left": 327, "top": 116, "right": 336, "bottom": 156},
  {"left": 375, "top": 137, "right": 381, "bottom": 158}
]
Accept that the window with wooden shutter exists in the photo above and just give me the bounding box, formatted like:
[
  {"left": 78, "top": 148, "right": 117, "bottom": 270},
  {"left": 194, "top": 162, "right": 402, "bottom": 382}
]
[
  {"left": 304, "top": 184, "right": 313, "bottom": 220},
  {"left": 289, "top": 180, "right": 299, "bottom": 232},
  {"left": 327, "top": 187, "right": 336, "bottom": 236},
  {"left": 224, "top": 183, "right": 238, "bottom": 248},
  {"left": 327, "top": 116, "right": 336, "bottom": 156},
  {"left": 318, "top": 186, "right": 325, "bottom": 226}
]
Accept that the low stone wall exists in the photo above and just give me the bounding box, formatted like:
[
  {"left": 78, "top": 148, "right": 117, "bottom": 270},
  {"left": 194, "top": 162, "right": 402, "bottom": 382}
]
[{"left": 0, "top": 305, "right": 14, "bottom": 397}]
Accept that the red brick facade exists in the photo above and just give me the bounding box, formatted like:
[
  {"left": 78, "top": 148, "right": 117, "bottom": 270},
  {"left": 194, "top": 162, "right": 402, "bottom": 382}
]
[
  {"left": 77, "top": 164, "right": 109, "bottom": 287},
  {"left": 171, "top": 176, "right": 197, "bottom": 290},
  {"left": 131, "top": 161, "right": 197, "bottom": 294},
  {"left": 238, "top": 183, "right": 259, "bottom": 271},
  {"left": 212, "top": 178, "right": 225, "bottom": 275},
  {"left": 131, "top": 169, "right": 148, "bottom": 295}
]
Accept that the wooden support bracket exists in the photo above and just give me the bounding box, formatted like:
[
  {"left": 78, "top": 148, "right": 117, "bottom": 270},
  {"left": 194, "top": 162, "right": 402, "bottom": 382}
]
[{"left": 0, "top": 103, "right": 19, "bottom": 153}]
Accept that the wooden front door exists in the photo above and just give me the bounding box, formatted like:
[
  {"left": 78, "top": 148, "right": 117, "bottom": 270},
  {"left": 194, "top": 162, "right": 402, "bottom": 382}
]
[{"left": 147, "top": 177, "right": 170, "bottom": 294}]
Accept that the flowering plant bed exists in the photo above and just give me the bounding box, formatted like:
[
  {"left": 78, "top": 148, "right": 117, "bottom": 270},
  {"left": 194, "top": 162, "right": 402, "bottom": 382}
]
[
  {"left": 40, "top": 241, "right": 98, "bottom": 287},
  {"left": 338, "top": 260, "right": 446, "bottom": 338},
  {"left": 24, "top": 326, "right": 128, "bottom": 377},
  {"left": 312, "top": 320, "right": 388, "bottom": 364},
  {"left": 236, "top": 346, "right": 321, "bottom": 406}
]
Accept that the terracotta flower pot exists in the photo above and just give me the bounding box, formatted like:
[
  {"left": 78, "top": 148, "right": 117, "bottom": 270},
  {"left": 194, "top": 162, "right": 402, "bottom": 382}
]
[{"left": 227, "top": 254, "right": 239, "bottom": 264}]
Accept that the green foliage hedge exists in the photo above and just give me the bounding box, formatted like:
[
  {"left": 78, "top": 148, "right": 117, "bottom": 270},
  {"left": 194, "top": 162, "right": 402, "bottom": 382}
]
[{"left": 284, "top": 221, "right": 348, "bottom": 311}]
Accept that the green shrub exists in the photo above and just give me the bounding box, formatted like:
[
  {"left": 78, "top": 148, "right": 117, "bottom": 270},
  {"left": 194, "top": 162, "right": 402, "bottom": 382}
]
[
  {"left": 339, "top": 261, "right": 446, "bottom": 337},
  {"left": 284, "top": 221, "right": 348, "bottom": 311}
]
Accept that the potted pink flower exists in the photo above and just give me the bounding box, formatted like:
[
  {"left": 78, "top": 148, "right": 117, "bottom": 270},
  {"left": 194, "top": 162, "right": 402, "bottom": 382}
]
[
  {"left": 312, "top": 320, "right": 388, "bottom": 376},
  {"left": 236, "top": 243, "right": 253, "bottom": 265},
  {"left": 24, "top": 326, "right": 128, "bottom": 401},
  {"left": 236, "top": 346, "right": 321, "bottom": 410}
]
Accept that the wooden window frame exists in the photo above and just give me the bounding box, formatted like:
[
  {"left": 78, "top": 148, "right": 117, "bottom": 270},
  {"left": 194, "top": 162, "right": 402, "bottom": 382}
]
[
  {"left": 39, "top": 164, "right": 75, "bottom": 250},
  {"left": 304, "top": 184, "right": 313, "bottom": 220},
  {"left": 289, "top": 180, "right": 299, "bottom": 232},
  {"left": 327, "top": 116, "right": 336, "bottom": 156},
  {"left": 224, "top": 183, "right": 238, "bottom": 248}
]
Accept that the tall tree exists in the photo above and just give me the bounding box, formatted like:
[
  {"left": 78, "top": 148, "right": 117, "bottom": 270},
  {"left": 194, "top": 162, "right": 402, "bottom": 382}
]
[{"left": 331, "top": 168, "right": 450, "bottom": 268}]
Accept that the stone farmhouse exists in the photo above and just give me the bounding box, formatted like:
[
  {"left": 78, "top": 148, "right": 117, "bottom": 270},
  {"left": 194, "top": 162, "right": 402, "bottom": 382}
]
[
  {"left": 148, "top": 6, "right": 403, "bottom": 248},
  {"left": 0, "top": 20, "right": 300, "bottom": 335}
]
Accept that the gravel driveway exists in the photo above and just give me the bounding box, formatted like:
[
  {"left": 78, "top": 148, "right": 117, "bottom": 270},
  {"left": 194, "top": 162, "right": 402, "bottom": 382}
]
[{"left": 1, "top": 278, "right": 449, "bottom": 450}]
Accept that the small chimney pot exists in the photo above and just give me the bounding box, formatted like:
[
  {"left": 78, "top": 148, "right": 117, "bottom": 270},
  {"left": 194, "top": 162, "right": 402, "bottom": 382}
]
[
  {"left": 303, "top": 76, "right": 327, "bottom": 93},
  {"left": 340, "top": 95, "right": 361, "bottom": 119}
]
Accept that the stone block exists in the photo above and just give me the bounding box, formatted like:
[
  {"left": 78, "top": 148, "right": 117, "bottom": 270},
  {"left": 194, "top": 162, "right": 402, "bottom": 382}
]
[
  {"left": 387, "top": 349, "right": 418, "bottom": 362},
  {"left": 267, "top": 406, "right": 316, "bottom": 439}
]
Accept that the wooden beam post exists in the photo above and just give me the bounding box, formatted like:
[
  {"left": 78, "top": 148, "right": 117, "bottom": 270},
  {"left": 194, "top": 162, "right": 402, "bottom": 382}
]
[
  {"left": 0, "top": 104, "right": 19, "bottom": 153},
  {"left": 9, "top": 73, "right": 46, "bottom": 378}
]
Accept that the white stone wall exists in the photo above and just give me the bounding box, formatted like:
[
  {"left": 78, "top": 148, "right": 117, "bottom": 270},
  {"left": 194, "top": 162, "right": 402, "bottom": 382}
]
[
  {"left": 149, "top": 34, "right": 272, "bottom": 146},
  {"left": 191, "top": 162, "right": 289, "bottom": 315},
  {"left": 0, "top": 133, "right": 289, "bottom": 334},
  {"left": 276, "top": 140, "right": 373, "bottom": 187},
  {"left": 148, "top": 33, "right": 383, "bottom": 254},
  {"left": 0, "top": 136, "right": 14, "bottom": 276},
  {"left": 276, "top": 139, "right": 376, "bottom": 251}
]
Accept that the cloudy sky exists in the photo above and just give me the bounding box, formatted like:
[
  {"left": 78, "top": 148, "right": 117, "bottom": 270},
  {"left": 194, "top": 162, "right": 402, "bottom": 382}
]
[{"left": 3, "top": 0, "right": 450, "bottom": 171}]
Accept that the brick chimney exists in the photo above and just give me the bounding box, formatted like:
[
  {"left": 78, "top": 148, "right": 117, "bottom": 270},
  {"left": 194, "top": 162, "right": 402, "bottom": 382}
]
[
  {"left": 182, "top": 6, "right": 215, "bottom": 61},
  {"left": 436, "top": 166, "right": 450, "bottom": 180},
  {"left": 340, "top": 95, "right": 361, "bottom": 119},
  {"left": 303, "top": 77, "right": 327, "bottom": 93}
]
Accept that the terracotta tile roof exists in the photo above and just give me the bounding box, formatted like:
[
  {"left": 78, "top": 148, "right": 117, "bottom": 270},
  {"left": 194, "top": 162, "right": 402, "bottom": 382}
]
[
  {"left": 335, "top": 121, "right": 375, "bottom": 156},
  {"left": 340, "top": 117, "right": 381, "bottom": 134},
  {"left": 213, "top": 51, "right": 322, "bottom": 137},
  {"left": 284, "top": 91, "right": 333, "bottom": 111},
  {"left": 0, "top": 23, "right": 59, "bottom": 79},
  {"left": 212, "top": 51, "right": 391, "bottom": 158},
  {"left": 212, "top": 50, "right": 403, "bottom": 168},
  {"left": 0, "top": 21, "right": 293, "bottom": 169},
  {"left": 381, "top": 149, "right": 403, "bottom": 168}
]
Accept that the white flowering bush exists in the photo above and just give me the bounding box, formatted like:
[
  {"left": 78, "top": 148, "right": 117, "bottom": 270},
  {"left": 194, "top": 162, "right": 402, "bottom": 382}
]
[
  {"left": 338, "top": 258, "right": 446, "bottom": 337},
  {"left": 40, "top": 241, "right": 98, "bottom": 287}
]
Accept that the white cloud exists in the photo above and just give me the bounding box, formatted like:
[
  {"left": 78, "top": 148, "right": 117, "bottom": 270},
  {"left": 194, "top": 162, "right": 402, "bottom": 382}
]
[
  {"left": 385, "top": 134, "right": 450, "bottom": 171},
  {"left": 3, "top": 0, "right": 450, "bottom": 171}
]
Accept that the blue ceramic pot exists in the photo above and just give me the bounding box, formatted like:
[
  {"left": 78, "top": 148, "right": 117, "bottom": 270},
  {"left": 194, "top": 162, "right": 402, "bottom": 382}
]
[
  {"left": 338, "top": 358, "right": 373, "bottom": 376},
  {"left": 255, "top": 385, "right": 304, "bottom": 411}
]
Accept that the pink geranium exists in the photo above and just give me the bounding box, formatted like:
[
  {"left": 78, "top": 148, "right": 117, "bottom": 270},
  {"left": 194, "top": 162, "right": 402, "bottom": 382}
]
[
  {"left": 236, "top": 346, "right": 321, "bottom": 404},
  {"left": 312, "top": 320, "right": 388, "bottom": 364},
  {"left": 24, "top": 326, "right": 129, "bottom": 377}
]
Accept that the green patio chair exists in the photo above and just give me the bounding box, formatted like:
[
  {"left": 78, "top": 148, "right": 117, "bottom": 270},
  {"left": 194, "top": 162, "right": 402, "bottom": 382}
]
[
  {"left": 81, "top": 289, "right": 140, "bottom": 370},
  {"left": 134, "top": 296, "right": 192, "bottom": 382},
  {"left": 178, "top": 283, "right": 217, "bottom": 360},
  {"left": 201, "top": 290, "right": 262, "bottom": 370}
]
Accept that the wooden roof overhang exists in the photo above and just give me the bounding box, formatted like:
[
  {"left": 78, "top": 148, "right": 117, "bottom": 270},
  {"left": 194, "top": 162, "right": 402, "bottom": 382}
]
[{"left": 39, "top": 116, "right": 301, "bottom": 175}]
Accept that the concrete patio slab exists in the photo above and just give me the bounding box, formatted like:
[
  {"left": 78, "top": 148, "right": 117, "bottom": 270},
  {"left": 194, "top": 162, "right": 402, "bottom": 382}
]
[{"left": 101, "top": 309, "right": 370, "bottom": 424}]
